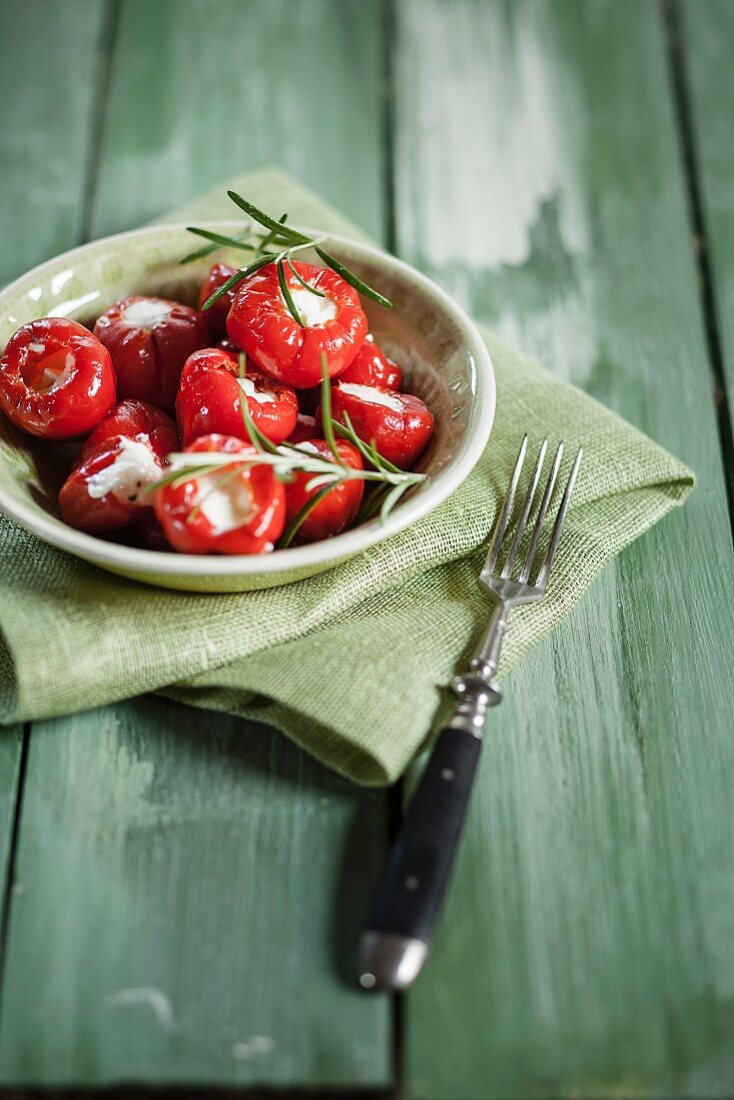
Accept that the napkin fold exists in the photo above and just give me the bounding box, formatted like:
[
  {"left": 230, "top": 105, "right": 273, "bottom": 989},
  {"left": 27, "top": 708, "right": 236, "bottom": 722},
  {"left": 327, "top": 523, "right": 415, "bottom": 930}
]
[{"left": 0, "top": 169, "right": 693, "bottom": 784}]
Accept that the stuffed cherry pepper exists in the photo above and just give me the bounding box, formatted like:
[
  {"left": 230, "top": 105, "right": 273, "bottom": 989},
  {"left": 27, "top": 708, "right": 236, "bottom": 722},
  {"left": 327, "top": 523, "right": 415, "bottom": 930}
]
[
  {"left": 82, "top": 399, "right": 179, "bottom": 462},
  {"left": 284, "top": 439, "right": 364, "bottom": 544},
  {"left": 176, "top": 348, "right": 298, "bottom": 446},
  {"left": 328, "top": 383, "right": 434, "bottom": 469},
  {"left": 0, "top": 317, "right": 116, "bottom": 439},
  {"left": 154, "top": 434, "right": 285, "bottom": 555},
  {"left": 199, "top": 262, "right": 238, "bottom": 339},
  {"left": 93, "top": 295, "right": 209, "bottom": 414},
  {"left": 338, "top": 335, "right": 403, "bottom": 390},
  {"left": 226, "top": 260, "right": 368, "bottom": 389},
  {"left": 59, "top": 433, "right": 166, "bottom": 535}
]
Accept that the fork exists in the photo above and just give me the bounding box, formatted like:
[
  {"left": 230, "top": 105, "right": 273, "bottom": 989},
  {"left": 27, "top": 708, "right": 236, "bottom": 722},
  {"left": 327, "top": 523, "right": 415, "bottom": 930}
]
[{"left": 358, "top": 435, "right": 583, "bottom": 991}]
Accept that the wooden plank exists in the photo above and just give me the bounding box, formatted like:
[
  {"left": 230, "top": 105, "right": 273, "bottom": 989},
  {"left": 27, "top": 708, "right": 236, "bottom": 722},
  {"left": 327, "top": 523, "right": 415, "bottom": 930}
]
[
  {"left": 0, "top": 0, "right": 392, "bottom": 1088},
  {"left": 0, "top": 0, "right": 109, "bottom": 1037},
  {"left": 0, "top": 701, "right": 389, "bottom": 1087},
  {"left": 680, "top": 0, "right": 734, "bottom": 462},
  {"left": 392, "top": 2, "right": 734, "bottom": 1097},
  {"left": 89, "top": 0, "right": 386, "bottom": 240},
  {"left": 0, "top": 729, "right": 23, "bottom": 911},
  {"left": 0, "top": 0, "right": 111, "bottom": 284}
]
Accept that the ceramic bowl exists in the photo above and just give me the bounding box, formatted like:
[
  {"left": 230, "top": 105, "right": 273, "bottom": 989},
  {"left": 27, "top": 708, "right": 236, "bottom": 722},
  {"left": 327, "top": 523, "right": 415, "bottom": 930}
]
[{"left": 0, "top": 223, "right": 495, "bottom": 591}]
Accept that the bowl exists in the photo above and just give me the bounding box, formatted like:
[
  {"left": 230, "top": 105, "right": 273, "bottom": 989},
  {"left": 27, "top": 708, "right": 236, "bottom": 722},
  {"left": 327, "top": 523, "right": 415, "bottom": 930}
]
[{"left": 0, "top": 222, "right": 495, "bottom": 592}]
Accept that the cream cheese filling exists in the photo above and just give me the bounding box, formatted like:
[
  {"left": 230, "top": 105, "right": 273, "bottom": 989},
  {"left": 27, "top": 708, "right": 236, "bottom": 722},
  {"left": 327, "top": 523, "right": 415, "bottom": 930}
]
[{"left": 86, "top": 437, "right": 161, "bottom": 502}]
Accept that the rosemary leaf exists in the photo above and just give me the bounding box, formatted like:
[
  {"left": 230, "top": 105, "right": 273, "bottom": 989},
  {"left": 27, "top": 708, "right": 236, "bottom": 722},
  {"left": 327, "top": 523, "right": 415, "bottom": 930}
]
[
  {"left": 315, "top": 246, "right": 393, "bottom": 309},
  {"left": 355, "top": 484, "right": 390, "bottom": 524},
  {"left": 279, "top": 483, "right": 335, "bottom": 549},
  {"left": 185, "top": 466, "right": 243, "bottom": 525},
  {"left": 200, "top": 251, "right": 277, "bottom": 311},
  {"left": 320, "top": 353, "right": 345, "bottom": 465},
  {"left": 277, "top": 259, "right": 304, "bottom": 326},
  {"left": 185, "top": 227, "right": 259, "bottom": 253},
  {"left": 238, "top": 353, "right": 279, "bottom": 454},
  {"left": 304, "top": 472, "right": 341, "bottom": 493},
  {"left": 380, "top": 481, "right": 409, "bottom": 524},
  {"left": 180, "top": 230, "right": 254, "bottom": 265},
  {"left": 255, "top": 213, "right": 289, "bottom": 257},
  {"left": 144, "top": 463, "right": 218, "bottom": 493},
  {"left": 366, "top": 437, "right": 405, "bottom": 475},
  {"left": 287, "top": 258, "right": 326, "bottom": 297},
  {"left": 227, "top": 191, "right": 311, "bottom": 244},
  {"left": 332, "top": 415, "right": 381, "bottom": 470}
]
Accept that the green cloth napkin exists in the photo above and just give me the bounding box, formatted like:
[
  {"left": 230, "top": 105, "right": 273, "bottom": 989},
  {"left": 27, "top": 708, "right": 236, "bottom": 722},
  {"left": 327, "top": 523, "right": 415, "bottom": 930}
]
[{"left": 0, "top": 168, "right": 694, "bottom": 784}]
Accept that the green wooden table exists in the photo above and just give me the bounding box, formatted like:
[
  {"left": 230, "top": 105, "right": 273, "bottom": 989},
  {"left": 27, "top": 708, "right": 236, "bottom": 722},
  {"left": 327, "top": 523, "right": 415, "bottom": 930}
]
[{"left": 1, "top": 1, "right": 733, "bottom": 1096}]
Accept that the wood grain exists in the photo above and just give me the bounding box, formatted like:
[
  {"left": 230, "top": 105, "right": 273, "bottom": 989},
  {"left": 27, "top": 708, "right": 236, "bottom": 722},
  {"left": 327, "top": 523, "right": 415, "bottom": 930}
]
[
  {"left": 89, "top": 0, "right": 386, "bottom": 241},
  {"left": 0, "top": 0, "right": 111, "bottom": 284},
  {"left": 0, "top": 0, "right": 110, "bottom": 1031},
  {"left": 0, "top": 0, "right": 392, "bottom": 1088},
  {"left": 0, "top": 729, "right": 22, "bottom": 918},
  {"left": 392, "top": 1, "right": 734, "bottom": 1096},
  {"left": 0, "top": 700, "right": 390, "bottom": 1087},
  {"left": 680, "top": 0, "right": 734, "bottom": 468}
]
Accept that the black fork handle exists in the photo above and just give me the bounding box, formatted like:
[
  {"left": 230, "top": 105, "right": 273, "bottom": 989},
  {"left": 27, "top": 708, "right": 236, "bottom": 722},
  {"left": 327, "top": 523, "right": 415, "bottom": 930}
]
[{"left": 358, "top": 724, "right": 483, "bottom": 990}]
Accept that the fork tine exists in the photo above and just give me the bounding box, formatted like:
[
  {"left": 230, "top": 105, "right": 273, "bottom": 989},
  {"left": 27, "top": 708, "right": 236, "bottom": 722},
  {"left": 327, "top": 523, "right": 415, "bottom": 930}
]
[
  {"left": 481, "top": 435, "right": 528, "bottom": 576},
  {"left": 535, "top": 446, "right": 583, "bottom": 589},
  {"left": 500, "top": 439, "right": 548, "bottom": 579},
  {"left": 518, "top": 440, "right": 564, "bottom": 582}
]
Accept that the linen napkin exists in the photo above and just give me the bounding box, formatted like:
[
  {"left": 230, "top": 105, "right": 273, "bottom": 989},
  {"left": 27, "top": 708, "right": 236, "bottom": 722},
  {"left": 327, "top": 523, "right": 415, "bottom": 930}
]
[{"left": 0, "top": 168, "right": 693, "bottom": 784}]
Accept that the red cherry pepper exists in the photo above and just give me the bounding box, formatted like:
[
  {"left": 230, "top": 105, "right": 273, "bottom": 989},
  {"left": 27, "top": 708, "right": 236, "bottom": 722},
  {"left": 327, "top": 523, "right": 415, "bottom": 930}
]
[
  {"left": 82, "top": 399, "right": 179, "bottom": 463},
  {"left": 285, "top": 439, "right": 364, "bottom": 544},
  {"left": 339, "top": 337, "right": 403, "bottom": 390},
  {"left": 227, "top": 260, "right": 368, "bottom": 389},
  {"left": 288, "top": 412, "right": 318, "bottom": 444},
  {"left": 94, "top": 295, "right": 209, "bottom": 414},
  {"left": 176, "top": 348, "right": 298, "bottom": 447},
  {"left": 154, "top": 434, "right": 285, "bottom": 555},
  {"left": 59, "top": 433, "right": 165, "bottom": 535},
  {"left": 199, "top": 262, "right": 238, "bottom": 339},
  {"left": 328, "top": 383, "right": 434, "bottom": 469},
  {"left": 0, "top": 317, "right": 116, "bottom": 440}
]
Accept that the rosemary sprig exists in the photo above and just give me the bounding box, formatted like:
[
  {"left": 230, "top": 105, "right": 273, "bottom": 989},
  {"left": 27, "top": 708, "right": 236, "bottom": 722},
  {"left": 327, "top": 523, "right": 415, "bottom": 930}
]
[
  {"left": 161, "top": 446, "right": 422, "bottom": 492},
  {"left": 199, "top": 238, "right": 327, "bottom": 312},
  {"left": 186, "top": 191, "right": 393, "bottom": 312},
  {"left": 180, "top": 214, "right": 288, "bottom": 268}
]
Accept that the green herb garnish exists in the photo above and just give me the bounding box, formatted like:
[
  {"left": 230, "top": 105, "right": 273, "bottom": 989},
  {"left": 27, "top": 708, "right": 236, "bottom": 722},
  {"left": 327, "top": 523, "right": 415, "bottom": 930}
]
[
  {"left": 183, "top": 191, "right": 393, "bottom": 313},
  {"left": 277, "top": 259, "right": 303, "bottom": 326}
]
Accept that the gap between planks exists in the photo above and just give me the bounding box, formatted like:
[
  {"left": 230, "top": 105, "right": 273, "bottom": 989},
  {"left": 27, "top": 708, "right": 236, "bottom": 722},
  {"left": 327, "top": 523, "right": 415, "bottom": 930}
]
[
  {"left": 662, "top": 0, "right": 734, "bottom": 531},
  {"left": 0, "top": 726, "right": 30, "bottom": 1035}
]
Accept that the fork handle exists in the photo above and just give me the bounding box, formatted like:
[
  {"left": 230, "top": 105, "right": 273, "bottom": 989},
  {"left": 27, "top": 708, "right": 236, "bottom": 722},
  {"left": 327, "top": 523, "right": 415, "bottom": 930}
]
[{"left": 358, "top": 724, "right": 483, "bottom": 991}]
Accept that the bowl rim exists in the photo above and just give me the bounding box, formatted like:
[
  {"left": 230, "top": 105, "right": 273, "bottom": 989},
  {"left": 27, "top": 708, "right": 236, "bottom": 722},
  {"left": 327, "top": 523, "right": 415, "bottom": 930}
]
[{"left": 0, "top": 221, "right": 495, "bottom": 577}]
